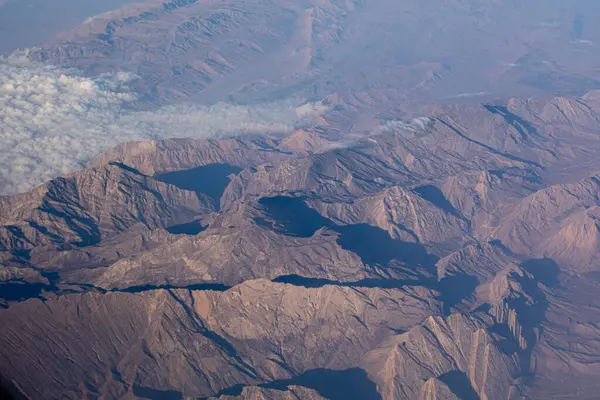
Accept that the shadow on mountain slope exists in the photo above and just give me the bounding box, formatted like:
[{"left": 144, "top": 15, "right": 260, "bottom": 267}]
[
  {"left": 0, "top": 375, "right": 29, "bottom": 400},
  {"left": 484, "top": 104, "right": 538, "bottom": 139},
  {"left": 254, "top": 196, "right": 330, "bottom": 238},
  {"left": 133, "top": 386, "right": 183, "bottom": 400},
  {"left": 255, "top": 196, "right": 482, "bottom": 311},
  {"left": 255, "top": 196, "right": 438, "bottom": 270},
  {"left": 438, "top": 273, "right": 479, "bottom": 315},
  {"left": 335, "top": 224, "right": 438, "bottom": 271},
  {"left": 166, "top": 219, "right": 207, "bottom": 235},
  {"left": 520, "top": 258, "right": 560, "bottom": 288},
  {"left": 155, "top": 164, "right": 242, "bottom": 208},
  {"left": 0, "top": 282, "right": 49, "bottom": 305},
  {"left": 208, "top": 368, "right": 381, "bottom": 400},
  {"left": 438, "top": 370, "right": 480, "bottom": 400},
  {"left": 414, "top": 184, "right": 465, "bottom": 220}
]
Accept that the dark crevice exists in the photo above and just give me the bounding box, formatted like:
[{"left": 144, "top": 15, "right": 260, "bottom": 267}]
[
  {"left": 10, "top": 249, "right": 32, "bottom": 262},
  {"left": 167, "top": 290, "right": 258, "bottom": 380},
  {"left": 3, "top": 226, "right": 33, "bottom": 249},
  {"left": 484, "top": 105, "right": 538, "bottom": 140},
  {"left": 26, "top": 220, "right": 63, "bottom": 243},
  {"left": 0, "top": 278, "right": 229, "bottom": 305},
  {"left": 38, "top": 201, "right": 101, "bottom": 247},
  {"left": 436, "top": 119, "right": 541, "bottom": 168},
  {"left": 489, "top": 322, "right": 522, "bottom": 355}
]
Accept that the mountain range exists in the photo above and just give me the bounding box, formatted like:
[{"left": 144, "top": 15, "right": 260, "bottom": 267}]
[{"left": 3, "top": 0, "right": 600, "bottom": 399}]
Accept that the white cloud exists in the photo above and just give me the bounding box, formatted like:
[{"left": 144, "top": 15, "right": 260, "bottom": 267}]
[
  {"left": 445, "top": 91, "right": 490, "bottom": 99},
  {"left": 314, "top": 117, "right": 434, "bottom": 152},
  {"left": 373, "top": 118, "right": 433, "bottom": 135},
  {"left": 0, "top": 51, "right": 324, "bottom": 196}
]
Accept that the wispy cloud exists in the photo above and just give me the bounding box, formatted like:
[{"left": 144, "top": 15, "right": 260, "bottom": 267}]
[
  {"left": 373, "top": 118, "right": 433, "bottom": 135},
  {"left": 0, "top": 51, "right": 324, "bottom": 196},
  {"left": 445, "top": 91, "right": 490, "bottom": 99}
]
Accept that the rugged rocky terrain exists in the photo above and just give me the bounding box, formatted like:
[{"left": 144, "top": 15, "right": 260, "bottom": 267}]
[
  {"left": 3, "top": 0, "right": 600, "bottom": 399},
  {"left": 3, "top": 90, "right": 600, "bottom": 399}
]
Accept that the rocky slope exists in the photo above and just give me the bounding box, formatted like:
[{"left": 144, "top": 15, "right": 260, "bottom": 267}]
[
  {"left": 0, "top": 280, "right": 440, "bottom": 399},
  {"left": 4, "top": 34, "right": 600, "bottom": 400}
]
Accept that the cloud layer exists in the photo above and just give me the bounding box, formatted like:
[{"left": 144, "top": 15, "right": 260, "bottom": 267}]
[{"left": 0, "top": 52, "right": 320, "bottom": 196}]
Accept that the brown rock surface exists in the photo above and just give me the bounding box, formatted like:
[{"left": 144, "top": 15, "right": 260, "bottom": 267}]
[
  {"left": 4, "top": 35, "right": 600, "bottom": 398},
  {"left": 0, "top": 280, "right": 440, "bottom": 399},
  {"left": 0, "top": 162, "right": 210, "bottom": 253},
  {"left": 363, "top": 313, "right": 520, "bottom": 400}
]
